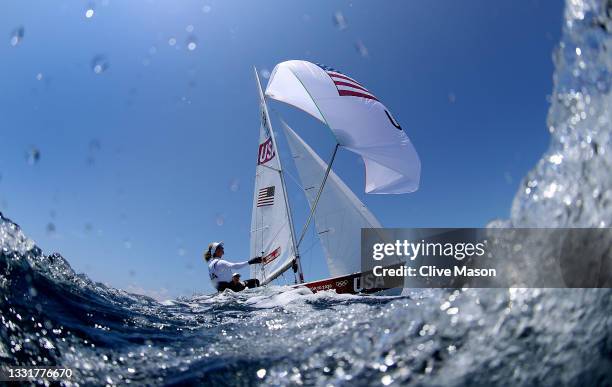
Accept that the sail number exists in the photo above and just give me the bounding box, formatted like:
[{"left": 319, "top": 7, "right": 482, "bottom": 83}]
[{"left": 258, "top": 138, "right": 276, "bottom": 164}]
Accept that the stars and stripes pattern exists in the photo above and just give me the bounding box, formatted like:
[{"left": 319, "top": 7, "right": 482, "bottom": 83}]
[
  {"left": 316, "top": 63, "right": 379, "bottom": 102},
  {"left": 256, "top": 186, "right": 275, "bottom": 207},
  {"left": 262, "top": 246, "right": 281, "bottom": 265}
]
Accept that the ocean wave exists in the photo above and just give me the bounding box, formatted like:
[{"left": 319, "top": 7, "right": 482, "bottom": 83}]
[{"left": 1, "top": 0, "right": 612, "bottom": 385}]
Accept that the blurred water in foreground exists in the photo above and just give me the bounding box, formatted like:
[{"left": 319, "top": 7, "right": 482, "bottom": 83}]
[{"left": 1, "top": 0, "right": 611, "bottom": 385}]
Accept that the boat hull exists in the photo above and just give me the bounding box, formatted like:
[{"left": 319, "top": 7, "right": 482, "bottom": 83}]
[{"left": 301, "top": 271, "right": 393, "bottom": 295}]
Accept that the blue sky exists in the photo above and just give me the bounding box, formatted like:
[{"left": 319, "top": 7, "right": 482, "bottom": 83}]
[{"left": 0, "top": 0, "right": 564, "bottom": 298}]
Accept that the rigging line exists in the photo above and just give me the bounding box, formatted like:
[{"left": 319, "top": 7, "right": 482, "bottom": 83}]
[
  {"left": 259, "top": 164, "right": 281, "bottom": 173},
  {"left": 283, "top": 167, "right": 306, "bottom": 192},
  {"left": 267, "top": 108, "right": 305, "bottom": 191},
  {"left": 300, "top": 234, "right": 319, "bottom": 256},
  {"left": 306, "top": 223, "right": 316, "bottom": 274},
  {"left": 296, "top": 143, "right": 340, "bottom": 248}
]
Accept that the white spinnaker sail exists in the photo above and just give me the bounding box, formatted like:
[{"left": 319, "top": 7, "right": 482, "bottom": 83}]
[
  {"left": 249, "top": 97, "right": 296, "bottom": 283},
  {"left": 281, "top": 120, "right": 382, "bottom": 277},
  {"left": 265, "top": 60, "right": 421, "bottom": 194}
]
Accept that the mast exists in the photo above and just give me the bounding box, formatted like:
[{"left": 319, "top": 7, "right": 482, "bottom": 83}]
[{"left": 253, "top": 66, "right": 304, "bottom": 283}]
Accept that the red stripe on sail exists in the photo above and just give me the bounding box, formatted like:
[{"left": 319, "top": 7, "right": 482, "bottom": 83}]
[
  {"left": 333, "top": 80, "right": 371, "bottom": 93},
  {"left": 338, "top": 89, "right": 379, "bottom": 101},
  {"left": 328, "top": 72, "right": 363, "bottom": 86}
]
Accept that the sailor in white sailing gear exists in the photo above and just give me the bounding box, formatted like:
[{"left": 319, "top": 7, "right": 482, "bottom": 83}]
[{"left": 204, "top": 241, "right": 262, "bottom": 292}]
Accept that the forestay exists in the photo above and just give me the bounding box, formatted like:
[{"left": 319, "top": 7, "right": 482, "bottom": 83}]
[
  {"left": 282, "top": 120, "right": 382, "bottom": 277},
  {"left": 265, "top": 60, "right": 421, "bottom": 194},
  {"left": 249, "top": 91, "right": 296, "bottom": 284}
]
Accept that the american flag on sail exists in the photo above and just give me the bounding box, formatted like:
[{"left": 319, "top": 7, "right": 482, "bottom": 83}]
[
  {"left": 317, "top": 63, "right": 379, "bottom": 102},
  {"left": 257, "top": 186, "right": 275, "bottom": 207}
]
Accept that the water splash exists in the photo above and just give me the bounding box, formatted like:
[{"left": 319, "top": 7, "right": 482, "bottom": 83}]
[{"left": 510, "top": 0, "right": 611, "bottom": 228}]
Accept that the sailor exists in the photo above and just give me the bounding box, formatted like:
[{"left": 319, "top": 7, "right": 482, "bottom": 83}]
[{"left": 204, "top": 241, "right": 262, "bottom": 292}]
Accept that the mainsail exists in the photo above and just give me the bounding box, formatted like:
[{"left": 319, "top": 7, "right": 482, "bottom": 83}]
[
  {"left": 265, "top": 60, "right": 421, "bottom": 194},
  {"left": 281, "top": 120, "right": 382, "bottom": 277},
  {"left": 250, "top": 70, "right": 300, "bottom": 284}
]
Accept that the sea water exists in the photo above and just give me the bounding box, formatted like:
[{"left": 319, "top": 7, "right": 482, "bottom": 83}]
[{"left": 1, "top": 0, "right": 611, "bottom": 385}]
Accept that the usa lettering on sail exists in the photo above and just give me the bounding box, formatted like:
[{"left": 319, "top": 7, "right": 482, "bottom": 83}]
[{"left": 258, "top": 138, "right": 275, "bottom": 164}]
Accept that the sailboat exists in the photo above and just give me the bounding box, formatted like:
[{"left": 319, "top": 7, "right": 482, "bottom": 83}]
[{"left": 250, "top": 60, "right": 420, "bottom": 294}]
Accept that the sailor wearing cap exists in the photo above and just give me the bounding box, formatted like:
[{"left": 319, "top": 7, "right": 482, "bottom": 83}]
[{"left": 204, "top": 241, "right": 262, "bottom": 292}]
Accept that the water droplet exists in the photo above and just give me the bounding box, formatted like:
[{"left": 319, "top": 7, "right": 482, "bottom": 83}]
[
  {"left": 9, "top": 26, "right": 24, "bottom": 47},
  {"left": 215, "top": 214, "right": 225, "bottom": 226},
  {"left": 381, "top": 375, "right": 393, "bottom": 386},
  {"left": 333, "top": 11, "right": 348, "bottom": 30},
  {"left": 36, "top": 73, "right": 43, "bottom": 81},
  {"left": 26, "top": 147, "right": 40, "bottom": 165},
  {"left": 548, "top": 154, "right": 563, "bottom": 165},
  {"left": 46, "top": 223, "right": 56, "bottom": 235},
  {"left": 355, "top": 40, "right": 369, "bottom": 57},
  {"left": 186, "top": 24, "right": 194, "bottom": 33},
  {"left": 229, "top": 178, "right": 240, "bottom": 192},
  {"left": 260, "top": 69, "right": 270, "bottom": 79},
  {"left": 186, "top": 36, "right": 197, "bottom": 51},
  {"left": 504, "top": 172, "right": 513, "bottom": 184},
  {"left": 202, "top": 5, "right": 212, "bottom": 13},
  {"left": 168, "top": 37, "right": 177, "bottom": 46},
  {"left": 89, "top": 139, "right": 101, "bottom": 152},
  {"left": 91, "top": 55, "right": 109, "bottom": 74},
  {"left": 85, "top": 8, "right": 95, "bottom": 19},
  {"left": 256, "top": 369, "right": 266, "bottom": 378}
]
